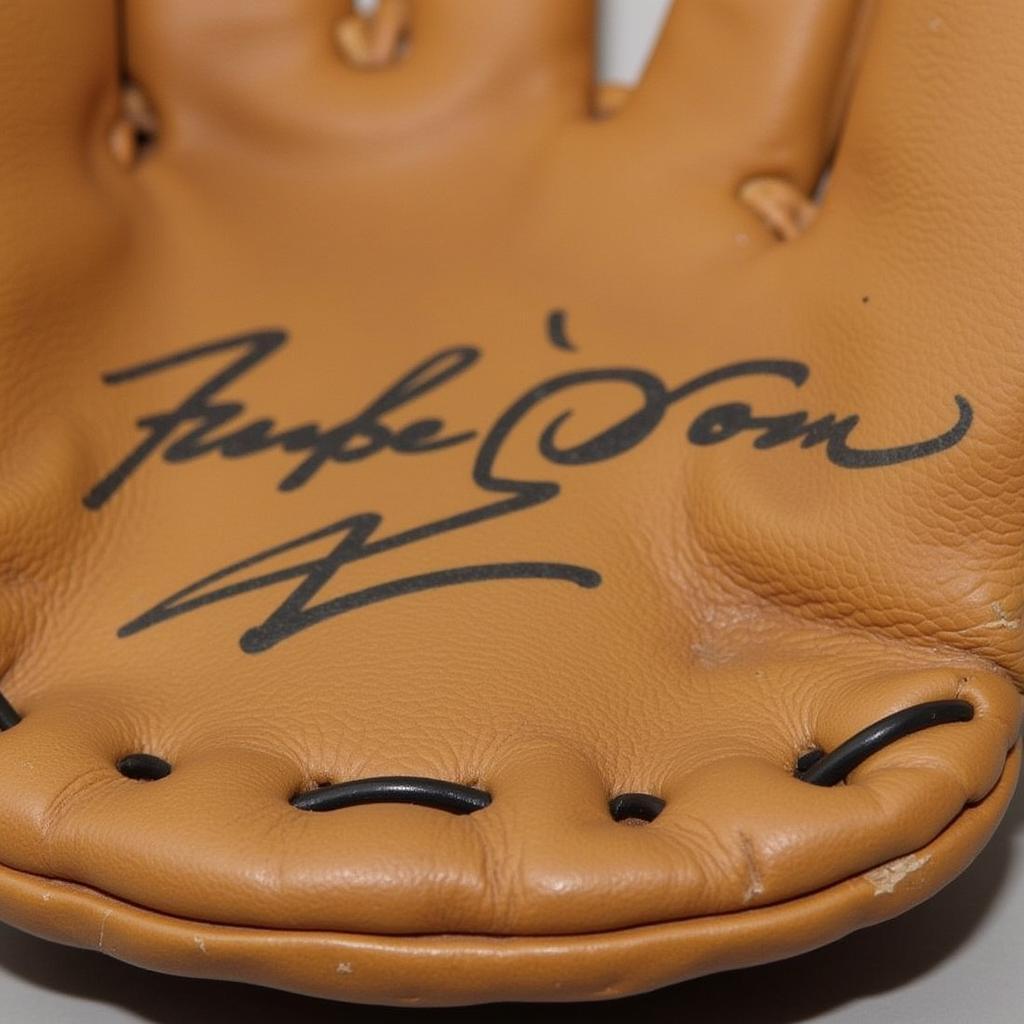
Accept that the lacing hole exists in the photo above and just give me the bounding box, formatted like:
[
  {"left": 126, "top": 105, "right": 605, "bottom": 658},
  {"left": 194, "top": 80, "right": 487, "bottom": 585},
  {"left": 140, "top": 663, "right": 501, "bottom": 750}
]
[
  {"left": 609, "top": 793, "right": 665, "bottom": 824},
  {"left": 117, "top": 754, "right": 172, "bottom": 782},
  {"left": 0, "top": 694, "right": 21, "bottom": 732}
]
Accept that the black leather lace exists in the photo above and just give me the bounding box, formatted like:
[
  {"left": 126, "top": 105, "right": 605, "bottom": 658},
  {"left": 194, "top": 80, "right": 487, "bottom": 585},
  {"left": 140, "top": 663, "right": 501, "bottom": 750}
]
[
  {"left": 0, "top": 695, "right": 976, "bottom": 817},
  {"left": 794, "top": 699, "right": 973, "bottom": 787}
]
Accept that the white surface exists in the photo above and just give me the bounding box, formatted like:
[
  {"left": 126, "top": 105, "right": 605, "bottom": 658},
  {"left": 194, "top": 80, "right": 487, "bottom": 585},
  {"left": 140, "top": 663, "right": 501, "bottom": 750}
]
[{"left": 3, "top": 2, "right": 1020, "bottom": 1020}]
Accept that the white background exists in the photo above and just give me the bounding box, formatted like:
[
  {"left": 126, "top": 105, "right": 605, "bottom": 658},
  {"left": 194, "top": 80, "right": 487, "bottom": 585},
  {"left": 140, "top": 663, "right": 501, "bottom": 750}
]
[{"left": 3, "top": 2, "right": 1020, "bottom": 1020}]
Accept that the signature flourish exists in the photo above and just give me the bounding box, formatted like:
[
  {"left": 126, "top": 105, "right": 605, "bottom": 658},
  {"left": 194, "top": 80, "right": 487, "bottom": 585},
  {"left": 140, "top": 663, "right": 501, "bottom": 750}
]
[{"left": 85, "top": 316, "right": 972, "bottom": 653}]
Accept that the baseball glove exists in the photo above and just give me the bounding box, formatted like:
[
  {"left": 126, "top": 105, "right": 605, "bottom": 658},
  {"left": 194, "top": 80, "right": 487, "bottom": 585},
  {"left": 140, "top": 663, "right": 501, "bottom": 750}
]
[{"left": 0, "top": 0, "right": 1021, "bottom": 1007}]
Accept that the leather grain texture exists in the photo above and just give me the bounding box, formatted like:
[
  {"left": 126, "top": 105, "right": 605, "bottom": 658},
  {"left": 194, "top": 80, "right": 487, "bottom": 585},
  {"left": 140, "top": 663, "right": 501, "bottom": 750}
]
[{"left": 0, "top": 0, "right": 1022, "bottom": 1006}]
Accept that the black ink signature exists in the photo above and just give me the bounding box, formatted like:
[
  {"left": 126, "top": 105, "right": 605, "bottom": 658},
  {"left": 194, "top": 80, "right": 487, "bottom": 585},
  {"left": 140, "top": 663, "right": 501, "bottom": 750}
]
[
  {"left": 83, "top": 331, "right": 478, "bottom": 509},
  {"left": 86, "top": 318, "right": 973, "bottom": 653}
]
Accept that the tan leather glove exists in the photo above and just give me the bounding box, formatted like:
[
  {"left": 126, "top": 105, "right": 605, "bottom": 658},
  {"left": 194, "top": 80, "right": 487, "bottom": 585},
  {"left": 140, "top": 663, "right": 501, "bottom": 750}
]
[{"left": 1, "top": 0, "right": 1021, "bottom": 1007}]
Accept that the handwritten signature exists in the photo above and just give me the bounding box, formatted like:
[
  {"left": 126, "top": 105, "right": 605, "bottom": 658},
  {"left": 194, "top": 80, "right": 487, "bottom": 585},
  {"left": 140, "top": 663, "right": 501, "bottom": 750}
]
[{"left": 85, "top": 314, "right": 972, "bottom": 653}]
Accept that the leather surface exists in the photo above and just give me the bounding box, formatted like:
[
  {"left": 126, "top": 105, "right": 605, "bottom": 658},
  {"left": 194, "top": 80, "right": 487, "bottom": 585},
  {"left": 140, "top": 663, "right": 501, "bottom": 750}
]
[
  {"left": 0, "top": 747, "right": 1017, "bottom": 1006},
  {"left": 0, "top": 0, "right": 1022, "bottom": 1005}
]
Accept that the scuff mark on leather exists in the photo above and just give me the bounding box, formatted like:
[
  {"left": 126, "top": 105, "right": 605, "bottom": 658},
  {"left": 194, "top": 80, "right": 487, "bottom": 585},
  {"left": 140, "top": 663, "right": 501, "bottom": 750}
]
[
  {"left": 864, "top": 853, "right": 931, "bottom": 895},
  {"left": 983, "top": 601, "right": 1021, "bottom": 631},
  {"left": 739, "top": 833, "right": 765, "bottom": 905},
  {"left": 97, "top": 909, "right": 113, "bottom": 950}
]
